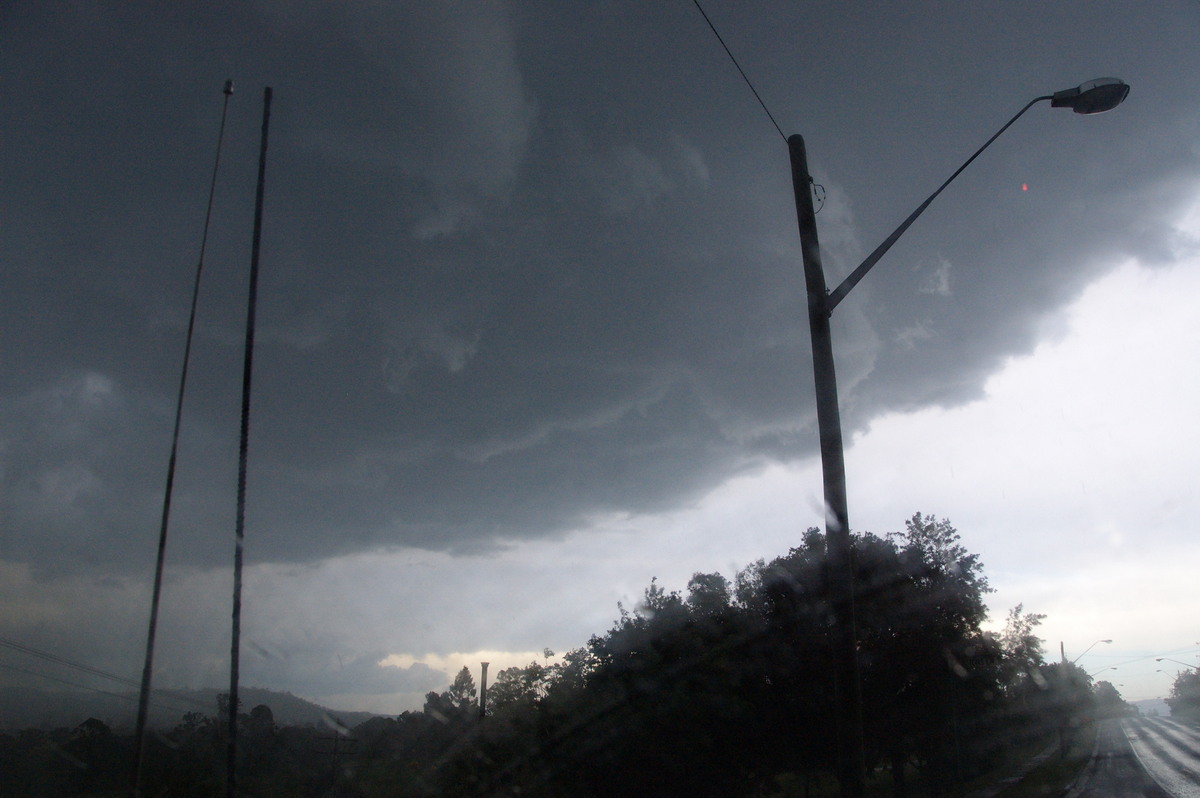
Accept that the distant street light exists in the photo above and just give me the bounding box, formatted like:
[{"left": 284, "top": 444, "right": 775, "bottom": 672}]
[
  {"left": 1089, "top": 666, "right": 1117, "bottom": 678},
  {"left": 788, "top": 78, "right": 1128, "bottom": 798},
  {"left": 1155, "top": 657, "right": 1197, "bottom": 669},
  {"left": 1068, "top": 638, "right": 1113, "bottom": 664}
]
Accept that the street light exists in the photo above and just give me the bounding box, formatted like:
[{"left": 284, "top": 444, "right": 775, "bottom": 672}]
[
  {"left": 1156, "top": 657, "right": 1197, "bottom": 669},
  {"left": 1051, "top": 78, "right": 1130, "bottom": 114},
  {"left": 787, "top": 78, "right": 1128, "bottom": 798},
  {"left": 1069, "top": 638, "right": 1113, "bottom": 664}
]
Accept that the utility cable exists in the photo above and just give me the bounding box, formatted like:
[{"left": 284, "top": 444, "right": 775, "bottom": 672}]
[
  {"left": 1, "top": 635, "right": 141, "bottom": 690},
  {"left": 0, "top": 663, "right": 203, "bottom": 716},
  {"left": 0, "top": 637, "right": 206, "bottom": 713},
  {"left": 2, "top": 662, "right": 154, "bottom": 708},
  {"left": 691, "top": 0, "right": 786, "bottom": 142}
]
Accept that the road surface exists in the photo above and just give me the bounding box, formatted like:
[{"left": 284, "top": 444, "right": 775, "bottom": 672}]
[{"left": 1068, "top": 716, "right": 1200, "bottom": 797}]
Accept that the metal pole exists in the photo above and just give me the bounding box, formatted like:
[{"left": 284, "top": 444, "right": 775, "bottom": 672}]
[
  {"left": 227, "top": 86, "right": 272, "bottom": 798},
  {"left": 132, "top": 79, "right": 233, "bottom": 798},
  {"left": 787, "top": 134, "right": 864, "bottom": 798},
  {"left": 780, "top": 85, "right": 1123, "bottom": 796},
  {"left": 480, "top": 662, "right": 490, "bottom": 719}
]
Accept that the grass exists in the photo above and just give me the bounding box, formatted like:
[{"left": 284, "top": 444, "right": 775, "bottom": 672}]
[{"left": 991, "top": 723, "right": 1096, "bottom": 798}]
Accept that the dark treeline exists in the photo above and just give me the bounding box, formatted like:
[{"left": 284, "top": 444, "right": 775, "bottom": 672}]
[{"left": 0, "top": 514, "right": 1135, "bottom": 797}]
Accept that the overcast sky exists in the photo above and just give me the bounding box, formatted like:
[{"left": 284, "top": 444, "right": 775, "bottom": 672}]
[{"left": 2, "top": 1, "right": 1198, "bottom": 715}]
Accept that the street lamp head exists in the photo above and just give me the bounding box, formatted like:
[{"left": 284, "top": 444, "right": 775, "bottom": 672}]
[{"left": 1051, "top": 78, "right": 1130, "bottom": 114}]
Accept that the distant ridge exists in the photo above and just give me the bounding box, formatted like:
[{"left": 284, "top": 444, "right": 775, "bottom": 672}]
[
  {"left": 1131, "top": 697, "right": 1170, "bottom": 717},
  {"left": 0, "top": 685, "right": 381, "bottom": 732}
]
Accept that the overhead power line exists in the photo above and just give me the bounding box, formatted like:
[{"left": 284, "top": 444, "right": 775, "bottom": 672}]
[
  {"left": 0, "top": 635, "right": 140, "bottom": 690},
  {"left": 690, "top": 0, "right": 786, "bottom": 142},
  {"left": 0, "top": 637, "right": 205, "bottom": 713},
  {"left": 0, "top": 662, "right": 200, "bottom": 716}
]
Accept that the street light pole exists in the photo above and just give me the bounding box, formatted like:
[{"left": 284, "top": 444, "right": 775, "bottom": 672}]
[
  {"left": 789, "top": 135, "right": 863, "bottom": 797},
  {"left": 789, "top": 137, "right": 850, "bottom": 549},
  {"left": 787, "top": 78, "right": 1127, "bottom": 798}
]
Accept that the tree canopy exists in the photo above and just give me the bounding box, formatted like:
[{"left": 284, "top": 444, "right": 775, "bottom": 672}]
[
  {"left": 1, "top": 512, "right": 1120, "bottom": 798},
  {"left": 1166, "top": 668, "right": 1200, "bottom": 720}
]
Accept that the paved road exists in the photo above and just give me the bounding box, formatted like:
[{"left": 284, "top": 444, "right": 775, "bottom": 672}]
[
  {"left": 1124, "top": 716, "right": 1200, "bottom": 798},
  {"left": 1068, "top": 716, "right": 1200, "bottom": 797}
]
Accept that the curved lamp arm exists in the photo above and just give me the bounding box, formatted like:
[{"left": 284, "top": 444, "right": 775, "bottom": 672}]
[
  {"left": 826, "top": 95, "right": 1050, "bottom": 313},
  {"left": 1072, "top": 638, "right": 1113, "bottom": 664},
  {"left": 825, "top": 78, "right": 1128, "bottom": 314}
]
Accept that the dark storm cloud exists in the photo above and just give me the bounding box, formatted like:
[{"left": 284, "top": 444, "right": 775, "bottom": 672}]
[{"left": 3, "top": 2, "right": 1198, "bottom": 576}]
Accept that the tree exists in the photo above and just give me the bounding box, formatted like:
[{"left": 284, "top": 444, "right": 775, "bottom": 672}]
[
  {"left": 65, "top": 718, "right": 127, "bottom": 794},
  {"left": 1027, "top": 661, "right": 1095, "bottom": 757},
  {"left": 1165, "top": 668, "right": 1200, "bottom": 720},
  {"left": 1093, "top": 681, "right": 1131, "bottom": 718},
  {"left": 447, "top": 666, "right": 478, "bottom": 713},
  {"left": 247, "top": 704, "right": 276, "bottom": 735},
  {"left": 686, "top": 571, "right": 732, "bottom": 617},
  {"left": 217, "top": 691, "right": 242, "bottom": 724},
  {"left": 424, "top": 666, "right": 479, "bottom": 724},
  {"left": 524, "top": 576, "right": 770, "bottom": 797},
  {"left": 859, "top": 518, "right": 999, "bottom": 795},
  {"left": 403, "top": 514, "right": 1047, "bottom": 797},
  {"left": 486, "top": 659, "right": 556, "bottom": 713},
  {"left": 999, "top": 603, "right": 1046, "bottom": 692}
]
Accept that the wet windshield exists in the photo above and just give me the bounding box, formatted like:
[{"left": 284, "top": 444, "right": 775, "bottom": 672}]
[{"left": 2, "top": 2, "right": 1198, "bottom": 796}]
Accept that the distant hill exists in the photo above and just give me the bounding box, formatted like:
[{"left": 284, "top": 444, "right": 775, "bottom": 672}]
[
  {"left": 1131, "top": 697, "right": 1170, "bottom": 717},
  {"left": 0, "top": 686, "right": 380, "bottom": 732}
]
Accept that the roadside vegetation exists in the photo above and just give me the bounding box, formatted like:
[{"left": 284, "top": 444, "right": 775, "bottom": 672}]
[
  {"left": 0, "top": 514, "right": 1139, "bottom": 797},
  {"left": 1165, "top": 668, "right": 1200, "bottom": 722}
]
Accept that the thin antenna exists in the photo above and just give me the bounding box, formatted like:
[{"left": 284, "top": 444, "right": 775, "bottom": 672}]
[
  {"left": 691, "top": 0, "right": 786, "bottom": 142},
  {"left": 227, "top": 85, "right": 273, "bottom": 798},
  {"left": 132, "top": 78, "right": 233, "bottom": 798}
]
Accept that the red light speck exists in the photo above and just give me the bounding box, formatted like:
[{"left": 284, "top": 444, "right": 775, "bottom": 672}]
[{"left": 1022, "top": 183, "right": 1028, "bottom": 192}]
